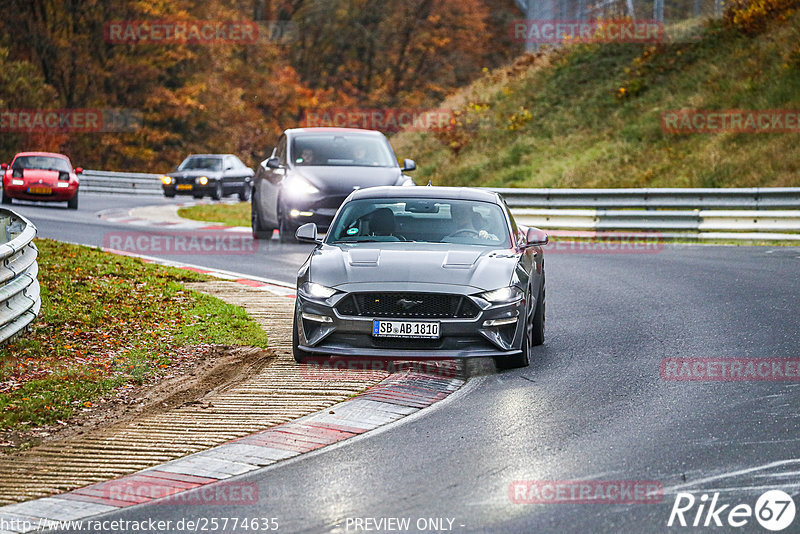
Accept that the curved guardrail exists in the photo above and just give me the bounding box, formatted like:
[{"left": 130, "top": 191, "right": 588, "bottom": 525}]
[{"left": 0, "top": 210, "right": 40, "bottom": 344}]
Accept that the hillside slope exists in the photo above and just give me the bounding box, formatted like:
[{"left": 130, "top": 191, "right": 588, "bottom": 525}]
[{"left": 391, "top": 11, "right": 800, "bottom": 189}]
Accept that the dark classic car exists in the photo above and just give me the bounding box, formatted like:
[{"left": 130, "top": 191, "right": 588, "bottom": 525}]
[
  {"left": 291, "top": 186, "right": 549, "bottom": 369},
  {"left": 161, "top": 154, "right": 254, "bottom": 200},
  {"left": 250, "top": 127, "right": 416, "bottom": 242}
]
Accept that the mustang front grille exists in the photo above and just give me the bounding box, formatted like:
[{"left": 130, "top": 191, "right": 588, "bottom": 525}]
[{"left": 336, "top": 292, "right": 480, "bottom": 319}]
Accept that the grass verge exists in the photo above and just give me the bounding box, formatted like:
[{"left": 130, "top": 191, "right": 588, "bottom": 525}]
[
  {"left": 0, "top": 239, "right": 268, "bottom": 432},
  {"left": 177, "top": 203, "right": 250, "bottom": 227}
]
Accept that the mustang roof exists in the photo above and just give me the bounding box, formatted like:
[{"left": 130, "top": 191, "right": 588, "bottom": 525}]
[{"left": 349, "top": 186, "right": 501, "bottom": 203}]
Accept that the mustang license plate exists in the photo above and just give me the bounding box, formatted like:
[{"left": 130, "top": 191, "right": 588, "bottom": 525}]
[{"left": 372, "top": 320, "right": 440, "bottom": 339}]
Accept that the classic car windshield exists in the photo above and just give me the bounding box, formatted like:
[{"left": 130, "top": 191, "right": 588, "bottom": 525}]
[
  {"left": 328, "top": 198, "right": 512, "bottom": 247},
  {"left": 12, "top": 156, "right": 71, "bottom": 172},
  {"left": 178, "top": 157, "right": 222, "bottom": 171},
  {"left": 291, "top": 135, "right": 395, "bottom": 167}
]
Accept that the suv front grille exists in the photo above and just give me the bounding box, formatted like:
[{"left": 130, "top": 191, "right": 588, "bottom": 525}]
[{"left": 336, "top": 292, "right": 480, "bottom": 319}]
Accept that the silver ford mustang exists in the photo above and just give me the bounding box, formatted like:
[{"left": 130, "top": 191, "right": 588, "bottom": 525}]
[{"left": 292, "top": 186, "right": 548, "bottom": 369}]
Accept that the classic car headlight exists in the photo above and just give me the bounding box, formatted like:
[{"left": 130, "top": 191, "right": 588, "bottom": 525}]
[
  {"left": 478, "top": 286, "right": 523, "bottom": 304},
  {"left": 285, "top": 176, "right": 319, "bottom": 197},
  {"left": 196, "top": 176, "right": 209, "bottom": 185},
  {"left": 161, "top": 175, "right": 173, "bottom": 185},
  {"left": 301, "top": 282, "right": 337, "bottom": 299}
]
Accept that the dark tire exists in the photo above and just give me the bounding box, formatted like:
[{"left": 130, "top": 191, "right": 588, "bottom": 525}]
[
  {"left": 531, "top": 280, "right": 545, "bottom": 346},
  {"left": 238, "top": 182, "right": 252, "bottom": 202},
  {"left": 193, "top": 194, "right": 204, "bottom": 199},
  {"left": 164, "top": 190, "right": 176, "bottom": 198},
  {"left": 1, "top": 190, "right": 12, "bottom": 205},
  {"left": 67, "top": 192, "right": 78, "bottom": 210},
  {"left": 211, "top": 181, "right": 223, "bottom": 201},
  {"left": 251, "top": 194, "right": 271, "bottom": 240},
  {"left": 495, "top": 285, "right": 535, "bottom": 370},
  {"left": 292, "top": 306, "right": 312, "bottom": 363}
]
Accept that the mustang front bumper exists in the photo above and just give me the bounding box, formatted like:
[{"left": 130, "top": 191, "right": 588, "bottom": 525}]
[{"left": 295, "top": 284, "right": 528, "bottom": 359}]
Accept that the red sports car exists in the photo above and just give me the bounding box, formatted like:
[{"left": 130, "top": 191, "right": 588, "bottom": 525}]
[{"left": 1, "top": 152, "right": 81, "bottom": 209}]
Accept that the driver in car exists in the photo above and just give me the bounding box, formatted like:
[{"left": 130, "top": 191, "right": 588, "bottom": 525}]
[{"left": 449, "top": 204, "right": 499, "bottom": 241}]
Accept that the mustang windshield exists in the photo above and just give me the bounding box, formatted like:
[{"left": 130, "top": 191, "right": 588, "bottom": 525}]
[
  {"left": 328, "top": 198, "right": 512, "bottom": 247},
  {"left": 291, "top": 134, "right": 395, "bottom": 167}
]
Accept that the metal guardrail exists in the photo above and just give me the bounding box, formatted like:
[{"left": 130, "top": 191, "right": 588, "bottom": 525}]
[
  {"left": 494, "top": 187, "right": 800, "bottom": 241},
  {"left": 80, "top": 171, "right": 800, "bottom": 240},
  {"left": 0, "top": 210, "right": 40, "bottom": 344},
  {"left": 81, "top": 169, "right": 162, "bottom": 196}
]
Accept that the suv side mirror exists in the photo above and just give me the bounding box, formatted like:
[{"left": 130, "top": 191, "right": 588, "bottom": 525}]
[
  {"left": 266, "top": 157, "right": 282, "bottom": 170},
  {"left": 74, "top": 167, "right": 83, "bottom": 175},
  {"left": 295, "top": 223, "right": 321, "bottom": 244},
  {"left": 524, "top": 227, "right": 549, "bottom": 247},
  {"left": 401, "top": 159, "right": 416, "bottom": 172}
]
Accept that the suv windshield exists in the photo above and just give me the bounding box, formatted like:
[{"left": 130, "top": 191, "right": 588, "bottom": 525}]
[
  {"left": 178, "top": 157, "right": 222, "bottom": 171},
  {"left": 328, "top": 198, "right": 511, "bottom": 247},
  {"left": 12, "top": 156, "right": 71, "bottom": 173},
  {"left": 291, "top": 134, "right": 395, "bottom": 167}
]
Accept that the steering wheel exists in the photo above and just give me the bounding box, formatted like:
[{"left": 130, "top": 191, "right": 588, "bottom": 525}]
[{"left": 448, "top": 229, "right": 480, "bottom": 238}]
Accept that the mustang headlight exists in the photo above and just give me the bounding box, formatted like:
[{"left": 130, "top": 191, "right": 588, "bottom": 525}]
[
  {"left": 285, "top": 176, "right": 319, "bottom": 197},
  {"left": 196, "top": 176, "right": 209, "bottom": 185},
  {"left": 161, "top": 175, "right": 173, "bottom": 185},
  {"left": 478, "top": 286, "right": 523, "bottom": 304},
  {"left": 301, "top": 282, "right": 337, "bottom": 299}
]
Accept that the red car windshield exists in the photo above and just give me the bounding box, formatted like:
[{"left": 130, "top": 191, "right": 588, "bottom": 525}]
[{"left": 12, "top": 156, "right": 71, "bottom": 173}]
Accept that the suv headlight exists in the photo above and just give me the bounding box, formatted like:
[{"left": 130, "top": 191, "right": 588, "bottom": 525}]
[
  {"left": 478, "top": 286, "right": 523, "bottom": 304},
  {"left": 301, "top": 282, "right": 337, "bottom": 299},
  {"left": 285, "top": 176, "right": 319, "bottom": 197}
]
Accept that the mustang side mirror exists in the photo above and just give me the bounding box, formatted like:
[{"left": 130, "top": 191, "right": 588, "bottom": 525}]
[
  {"left": 265, "top": 157, "right": 282, "bottom": 170},
  {"left": 296, "top": 223, "right": 321, "bottom": 244},
  {"left": 524, "top": 227, "right": 548, "bottom": 247},
  {"left": 74, "top": 167, "right": 83, "bottom": 175},
  {"left": 401, "top": 159, "right": 416, "bottom": 172}
]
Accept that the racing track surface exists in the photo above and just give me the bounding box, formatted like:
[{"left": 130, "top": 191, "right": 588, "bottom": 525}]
[{"left": 13, "top": 194, "right": 800, "bottom": 533}]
